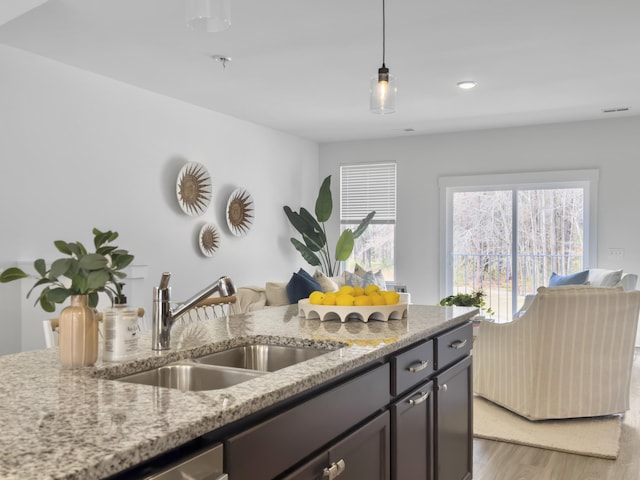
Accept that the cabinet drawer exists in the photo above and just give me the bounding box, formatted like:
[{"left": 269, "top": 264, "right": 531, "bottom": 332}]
[
  {"left": 226, "top": 363, "right": 390, "bottom": 480},
  {"left": 391, "top": 340, "right": 433, "bottom": 396},
  {"left": 435, "top": 323, "right": 472, "bottom": 370}
]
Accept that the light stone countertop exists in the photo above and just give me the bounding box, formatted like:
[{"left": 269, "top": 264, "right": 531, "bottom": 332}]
[{"left": 0, "top": 304, "right": 476, "bottom": 480}]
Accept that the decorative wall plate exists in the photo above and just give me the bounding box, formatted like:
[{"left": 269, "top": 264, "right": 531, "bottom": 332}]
[
  {"left": 199, "top": 223, "right": 221, "bottom": 257},
  {"left": 226, "top": 188, "right": 254, "bottom": 236},
  {"left": 176, "top": 162, "right": 212, "bottom": 216}
]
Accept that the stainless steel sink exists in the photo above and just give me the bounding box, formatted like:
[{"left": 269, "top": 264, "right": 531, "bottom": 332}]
[
  {"left": 115, "top": 362, "right": 266, "bottom": 391},
  {"left": 194, "top": 344, "right": 332, "bottom": 372}
]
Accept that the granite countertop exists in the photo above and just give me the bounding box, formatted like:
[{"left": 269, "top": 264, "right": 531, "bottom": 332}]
[{"left": 0, "top": 303, "right": 476, "bottom": 480}]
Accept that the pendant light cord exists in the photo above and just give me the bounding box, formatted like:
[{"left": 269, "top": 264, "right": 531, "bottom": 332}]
[{"left": 382, "top": 0, "right": 386, "bottom": 66}]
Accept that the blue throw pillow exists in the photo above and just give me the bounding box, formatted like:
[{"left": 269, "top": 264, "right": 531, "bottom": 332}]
[
  {"left": 548, "top": 270, "right": 589, "bottom": 287},
  {"left": 286, "top": 269, "right": 323, "bottom": 303}
]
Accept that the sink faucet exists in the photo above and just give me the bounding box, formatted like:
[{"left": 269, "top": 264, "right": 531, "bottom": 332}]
[{"left": 152, "top": 272, "right": 237, "bottom": 350}]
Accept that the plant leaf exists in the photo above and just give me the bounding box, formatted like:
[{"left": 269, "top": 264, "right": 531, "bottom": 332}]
[
  {"left": 79, "top": 254, "right": 108, "bottom": 271},
  {"left": 48, "top": 287, "right": 71, "bottom": 303},
  {"left": 34, "top": 259, "right": 47, "bottom": 277},
  {"left": 335, "top": 229, "right": 355, "bottom": 261},
  {"left": 39, "top": 294, "right": 56, "bottom": 313},
  {"left": 290, "top": 238, "right": 321, "bottom": 267},
  {"left": 49, "top": 258, "right": 72, "bottom": 279},
  {"left": 315, "top": 175, "right": 333, "bottom": 223},
  {"left": 54, "top": 241, "right": 72, "bottom": 256},
  {"left": 112, "top": 253, "right": 134, "bottom": 270},
  {"left": 0, "top": 267, "right": 29, "bottom": 283},
  {"left": 87, "top": 270, "right": 110, "bottom": 290},
  {"left": 88, "top": 292, "right": 99, "bottom": 308},
  {"left": 353, "top": 211, "right": 376, "bottom": 239}
]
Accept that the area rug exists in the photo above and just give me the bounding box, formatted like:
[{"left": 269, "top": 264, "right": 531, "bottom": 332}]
[{"left": 473, "top": 395, "right": 622, "bottom": 459}]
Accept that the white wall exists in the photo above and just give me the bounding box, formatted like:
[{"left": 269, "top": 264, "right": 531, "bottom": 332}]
[
  {"left": 319, "top": 116, "right": 640, "bottom": 307},
  {"left": 0, "top": 45, "right": 320, "bottom": 354}
]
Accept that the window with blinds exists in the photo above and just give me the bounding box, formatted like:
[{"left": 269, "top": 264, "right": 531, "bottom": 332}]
[{"left": 340, "top": 162, "right": 396, "bottom": 280}]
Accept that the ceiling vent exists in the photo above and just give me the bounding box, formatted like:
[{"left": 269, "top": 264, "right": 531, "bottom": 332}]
[{"left": 602, "top": 107, "right": 630, "bottom": 113}]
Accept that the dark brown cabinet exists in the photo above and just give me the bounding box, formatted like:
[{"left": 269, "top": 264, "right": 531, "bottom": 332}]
[
  {"left": 435, "top": 356, "right": 472, "bottom": 480},
  {"left": 282, "top": 411, "right": 390, "bottom": 480},
  {"left": 391, "top": 322, "right": 472, "bottom": 480},
  {"left": 391, "top": 380, "right": 434, "bottom": 480},
  {"left": 226, "top": 363, "right": 390, "bottom": 480}
]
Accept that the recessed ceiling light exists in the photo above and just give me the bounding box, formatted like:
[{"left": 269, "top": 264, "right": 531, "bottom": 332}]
[{"left": 457, "top": 81, "right": 477, "bottom": 90}]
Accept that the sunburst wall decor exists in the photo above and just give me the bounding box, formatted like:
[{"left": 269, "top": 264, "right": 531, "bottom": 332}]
[
  {"left": 226, "top": 188, "right": 254, "bottom": 236},
  {"left": 199, "top": 223, "right": 221, "bottom": 257},
  {"left": 176, "top": 162, "right": 212, "bottom": 216}
]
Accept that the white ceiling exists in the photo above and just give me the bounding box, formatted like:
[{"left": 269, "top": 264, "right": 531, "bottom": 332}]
[{"left": 1, "top": 0, "right": 639, "bottom": 143}]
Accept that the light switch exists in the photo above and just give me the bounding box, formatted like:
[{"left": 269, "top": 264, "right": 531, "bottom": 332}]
[{"left": 608, "top": 248, "right": 624, "bottom": 258}]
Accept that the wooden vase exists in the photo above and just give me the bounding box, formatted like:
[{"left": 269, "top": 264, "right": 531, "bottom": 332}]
[{"left": 58, "top": 295, "right": 99, "bottom": 368}]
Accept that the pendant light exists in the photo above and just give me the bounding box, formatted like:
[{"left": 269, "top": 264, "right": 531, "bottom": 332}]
[
  {"left": 370, "top": 0, "right": 396, "bottom": 114},
  {"left": 186, "top": 0, "right": 231, "bottom": 33}
]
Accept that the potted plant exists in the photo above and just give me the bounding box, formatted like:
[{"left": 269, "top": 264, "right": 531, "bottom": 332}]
[
  {"left": 283, "top": 175, "right": 375, "bottom": 276},
  {"left": 438, "top": 290, "right": 494, "bottom": 317},
  {"left": 0, "top": 228, "right": 134, "bottom": 367}
]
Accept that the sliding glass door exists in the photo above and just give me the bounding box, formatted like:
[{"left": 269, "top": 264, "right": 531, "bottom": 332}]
[{"left": 441, "top": 170, "right": 598, "bottom": 322}]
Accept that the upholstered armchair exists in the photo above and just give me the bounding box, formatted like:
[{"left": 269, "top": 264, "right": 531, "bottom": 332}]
[{"left": 473, "top": 285, "right": 640, "bottom": 420}]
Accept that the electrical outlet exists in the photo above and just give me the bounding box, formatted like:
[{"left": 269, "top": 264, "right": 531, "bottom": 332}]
[{"left": 608, "top": 248, "right": 625, "bottom": 258}]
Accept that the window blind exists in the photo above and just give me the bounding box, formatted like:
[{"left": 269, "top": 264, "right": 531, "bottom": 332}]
[{"left": 340, "top": 162, "right": 396, "bottom": 223}]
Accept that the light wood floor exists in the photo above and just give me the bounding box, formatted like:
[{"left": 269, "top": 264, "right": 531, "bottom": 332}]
[{"left": 473, "top": 352, "right": 640, "bottom": 480}]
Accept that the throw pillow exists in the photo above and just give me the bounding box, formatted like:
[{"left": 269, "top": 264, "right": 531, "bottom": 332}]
[
  {"left": 265, "top": 282, "right": 289, "bottom": 306},
  {"left": 286, "top": 270, "right": 323, "bottom": 303},
  {"left": 588, "top": 268, "right": 623, "bottom": 288},
  {"left": 313, "top": 269, "right": 339, "bottom": 292},
  {"left": 344, "top": 270, "right": 386, "bottom": 290},
  {"left": 548, "top": 270, "right": 589, "bottom": 287},
  {"left": 354, "top": 263, "right": 367, "bottom": 277}
]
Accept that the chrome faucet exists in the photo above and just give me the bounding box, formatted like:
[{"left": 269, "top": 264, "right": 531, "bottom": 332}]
[{"left": 152, "top": 272, "right": 237, "bottom": 350}]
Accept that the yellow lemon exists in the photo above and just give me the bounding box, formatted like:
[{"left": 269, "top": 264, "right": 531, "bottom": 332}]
[
  {"left": 364, "top": 284, "right": 380, "bottom": 296},
  {"left": 382, "top": 290, "right": 400, "bottom": 305},
  {"left": 353, "top": 286, "right": 365, "bottom": 297},
  {"left": 322, "top": 292, "right": 337, "bottom": 306},
  {"left": 336, "top": 294, "right": 355, "bottom": 306},
  {"left": 309, "top": 291, "right": 325, "bottom": 305},
  {"left": 338, "top": 285, "right": 354, "bottom": 296},
  {"left": 370, "top": 293, "right": 386, "bottom": 306},
  {"left": 354, "top": 295, "right": 374, "bottom": 307}
]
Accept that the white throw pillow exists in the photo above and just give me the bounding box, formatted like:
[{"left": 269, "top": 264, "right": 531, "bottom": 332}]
[
  {"left": 588, "top": 268, "right": 623, "bottom": 287},
  {"left": 313, "top": 269, "right": 339, "bottom": 292}
]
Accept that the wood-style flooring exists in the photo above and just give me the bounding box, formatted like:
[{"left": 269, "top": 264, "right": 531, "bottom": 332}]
[{"left": 473, "top": 351, "right": 640, "bottom": 480}]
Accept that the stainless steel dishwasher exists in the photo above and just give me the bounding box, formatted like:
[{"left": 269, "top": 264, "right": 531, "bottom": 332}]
[
  {"left": 145, "top": 443, "right": 227, "bottom": 480},
  {"left": 107, "top": 442, "right": 227, "bottom": 480}
]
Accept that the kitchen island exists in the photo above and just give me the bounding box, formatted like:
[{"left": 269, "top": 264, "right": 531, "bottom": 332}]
[{"left": 0, "top": 303, "right": 476, "bottom": 480}]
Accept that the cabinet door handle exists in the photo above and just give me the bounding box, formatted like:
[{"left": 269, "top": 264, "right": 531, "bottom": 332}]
[
  {"left": 323, "top": 459, "right": 346, "bottom": 479},
  {"left": 439, "top": 384, "right": 448, "bottom": 392},
  {"left": 408, "top": 360, "right": 430, "bottom": 373},
  {"left": 408, "top": 391, "right": 430, "bottom": 406},
  {"left": 449, "top": 339, "right": 468, "bottom": 349}
]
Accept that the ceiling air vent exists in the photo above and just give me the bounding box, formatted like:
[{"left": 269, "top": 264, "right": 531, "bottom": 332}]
[{"left": 602, "top": 107, "right": 630, "bottom": 113}]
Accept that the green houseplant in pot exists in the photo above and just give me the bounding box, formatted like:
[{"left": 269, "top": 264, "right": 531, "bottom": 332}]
[
  {"left": 438, "top": 290, "right": 494, "bottom": 317},
  {"left": 0, "top": 228, "right": 134, "bottom": 367},
  {"left": 283, "top": 175, "right": 375, "bottom": 277}
]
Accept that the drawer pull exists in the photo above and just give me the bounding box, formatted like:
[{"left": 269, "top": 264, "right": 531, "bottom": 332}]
[
  {"left": 439, "top": 384, "right": 448, "bottom": 392},
  {"left": 408, "top": 391, "right": 430, "bottom": 406},
  {"left": 408, "top": 360, "right": 430, "bottom": 373},
  {"left": 449, "top": 339, "right": 468, "bottom": 349},
  {"left": 323, "top": 459, "right": 346, "bottom": 479}
]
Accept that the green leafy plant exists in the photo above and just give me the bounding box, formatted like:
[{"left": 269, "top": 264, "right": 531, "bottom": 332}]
[
  {"left": 283, "top": 175, "right": 375, "bottom": 276},
  {"left": 438, "top": 290, "right": 494, "bottom": 316},
  {"left": 0, "top": 228, "right": 134, "bottom": 312}
]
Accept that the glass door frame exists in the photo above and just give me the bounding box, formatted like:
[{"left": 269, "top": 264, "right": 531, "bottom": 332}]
[{"left": 439, "top": 169, "right": 599, "bottom": 316}]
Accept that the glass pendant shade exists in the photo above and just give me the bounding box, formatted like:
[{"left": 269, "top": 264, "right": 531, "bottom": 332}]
[
  {"left": 370, "top": 66, "right": 397, "bottom": 114},
  {"left": 186, "top": 0, "right": 231, "bottom": 33}
]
